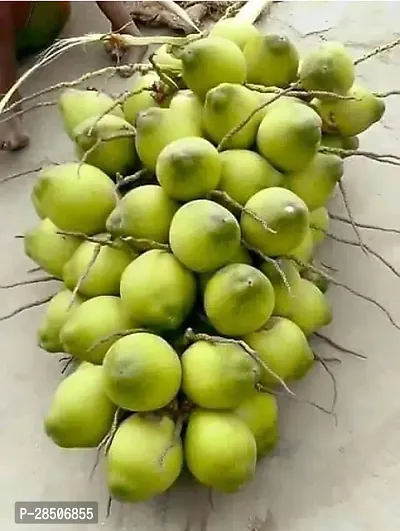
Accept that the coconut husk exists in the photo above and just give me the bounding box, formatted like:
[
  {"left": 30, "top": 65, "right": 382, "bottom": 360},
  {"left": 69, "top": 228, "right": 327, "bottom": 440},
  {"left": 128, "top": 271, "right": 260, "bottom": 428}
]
[{"left": 124, "top": 1, "right": 246, "bottom": 34}]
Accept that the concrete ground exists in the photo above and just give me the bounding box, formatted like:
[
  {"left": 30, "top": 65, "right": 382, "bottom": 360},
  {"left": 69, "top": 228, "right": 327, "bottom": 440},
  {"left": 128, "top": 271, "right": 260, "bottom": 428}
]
[{"left": 1, "top": 1, "right": 400, "bottom": 530}]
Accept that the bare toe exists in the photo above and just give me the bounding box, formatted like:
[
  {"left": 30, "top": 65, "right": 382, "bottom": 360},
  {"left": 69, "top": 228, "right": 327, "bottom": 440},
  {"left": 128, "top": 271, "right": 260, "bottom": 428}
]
[{"left": 0, "top": 121, "right": 30, "bottom": 152}]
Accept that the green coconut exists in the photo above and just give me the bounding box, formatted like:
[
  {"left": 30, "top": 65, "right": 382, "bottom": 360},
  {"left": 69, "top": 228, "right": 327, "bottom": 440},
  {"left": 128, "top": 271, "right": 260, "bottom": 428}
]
[
  {"left": 58, "top": 88, "right": 124, "bottom": 139},
  {"left": 260, "top": 258, "right": 302, "bottom": 316},
  {"left": 310, "top": 207, "right": 329, "bottom": 245},
  {"left": 218, "top": 149, "right": 283, "bottom": 206},
  {"left": 181, "top": 340, "right": 259, "bottom": 409},
  {"left": 62, "top": 236, "right": 136, "bottom": 297},
  {"left": 234, "top": 390, "right": 279, "bottom": 457},
  {"left": 135, "top": 107, "right": 204, "bottom": 171},
  {"left": 256, "top": 99, "right": 322, "bottom": 172},
  {"left": 312, "top": 84, "right": 385, "bottom": 136},
  {"left": 209, "top": 18, "right": 259, "bottom": 50},
  {"left": 107, "top": 413, "right": 183, "bottom": 502},
  {"left": 285, "top": 152, "right": 343, "bottom": 211},
  {"left": 103, "top": 332, "right": 182, "bottom": 411},
  {"left": 122, "top": 72, "right": 168, "bottom": 125},
  {"left": 37, "top": 289, "right": 86, "bottom": 353},
  {"left": 244, "top": 317, "right": 314, "bottom": 385},
  {"left": 119, "top": 250, "right": 196, "bottom": 331},
  {"left": 299, "top": 41, "right": 355, "bottom": 95},
  {"left": 168, "top": 90, "right": 203, "bottom": 137},
  {"left": 179, "top": 36, "right": 247, "bottom": 100},
  {"left": 156, "top": 137, "right": 222, "bottom": 201},
  {"left": 241, "top": 187, "right": 310, "bottom": 256},
  {"left": 31, "top": 163, "right": 117, "bottom": 235},
  {"left": 24, "top": 218, "right": 81, "bottom": 278},
  {"left": 169, "top": 199, "right": 241, "bottom": 273},
  {"left": 60, "top": 296, "right": 133, "bottom": 364},
  {"left": 203, "top": 83, "right": 263, "bottom": 149},
  {"left": 73, "top": 114, "right": 137, "bottom": 177},
  {"left": 204, "top": 263, "right": 275, "bottom": 336},
  {"left": 153, "top": 44, "right": 183, "bottom": 73},
  {"left": 106, "top": 184, "right": 180, "bottom": 243},
  {"left": 44, "top": 364, "right": 117, "bottom": 448},
  {"left": 184, "top": 409, "right": 257, "bottom": 493},
  {"left": 244, "top": 32, "right": 299, "bottom": 87}
]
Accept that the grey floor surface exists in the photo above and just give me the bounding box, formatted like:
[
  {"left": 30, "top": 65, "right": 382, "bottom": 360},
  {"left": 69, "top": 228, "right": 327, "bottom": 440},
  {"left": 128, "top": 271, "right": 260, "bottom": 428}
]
[{"left": 1, "top": 1, "right": 400, "bottom": 530}]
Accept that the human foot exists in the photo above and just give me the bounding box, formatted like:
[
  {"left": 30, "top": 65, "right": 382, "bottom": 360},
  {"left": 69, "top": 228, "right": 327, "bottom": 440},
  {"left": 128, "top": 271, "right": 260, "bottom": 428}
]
[{"left": 0, "top": 117, "right": 29, "bottom": 151}]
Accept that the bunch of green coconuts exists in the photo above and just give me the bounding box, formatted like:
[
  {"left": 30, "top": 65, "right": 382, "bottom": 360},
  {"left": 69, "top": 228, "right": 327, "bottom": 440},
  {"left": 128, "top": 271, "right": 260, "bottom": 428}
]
[{"left": 22, "top": 17, "right": 385, "bottom": 503}]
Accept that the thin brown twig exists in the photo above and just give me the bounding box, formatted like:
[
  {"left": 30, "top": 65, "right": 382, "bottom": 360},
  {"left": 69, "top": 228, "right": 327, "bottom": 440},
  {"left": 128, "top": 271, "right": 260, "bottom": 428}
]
[
  {"left": 313, "top": 351, "right": 338, "bottom": 414},
  {"left": 246, "top": 84, "right": 355, "bottom": 100},
  {"left": 0, "top": 166, "right": 43, "bottom": 185},
  {"left": 256, "top": 383, "right": 337, "bottom": 422},
  {"left": 338, "top": 180, "right": 368, "bottom": 257},
  {"left": 320, "top": 146, "right": 400, "bottom": 167},
  {"left": 86, "top": 328, "right": 149, "bottom": 353},
  {"left": 330, "top": 213, "right": 400, "bottom": 235},
  {"left": 0, "top": 276, "right": 57, "bottom": 288},
  {"left": 0, "top": 294, "right": 54, "bottom": 322},
  {"left": 327, "top": 232, "right": 400, "bottom": 279},
  {"left": 354, "top": 36, "right": 400, "bottom": 65},
  {"left": 314, "top": 332, "right": 367, "bottom": 360},
  {"left": 0, "top": 100, "right": 57, "bottom": 124}
]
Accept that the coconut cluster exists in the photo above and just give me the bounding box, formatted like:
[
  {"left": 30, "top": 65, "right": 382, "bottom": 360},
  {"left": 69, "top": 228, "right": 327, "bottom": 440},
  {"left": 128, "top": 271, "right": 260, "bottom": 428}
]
[{"left": 23, "top": 18, "right": 385, "bottom": 503}]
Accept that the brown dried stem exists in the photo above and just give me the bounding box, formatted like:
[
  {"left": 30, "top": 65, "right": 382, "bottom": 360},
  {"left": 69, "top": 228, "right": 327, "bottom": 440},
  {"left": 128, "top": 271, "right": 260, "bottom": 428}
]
[
  {"left": 354, "top": 36, "right": 400, "bottom": 65},
  {"left": 320, "top": 146, "right": 400, "bottom": 167},
  {"left": 0, "top": 276, "right": 57, "bottom": 289},
  {"left": 0, "top": 166, "right": 43, "bottom": 185},
  {"left": 0, "top": 294, "right": 54, "bottom": 322},
  {"left": 338, "top": 180, "right": 368, "bottom": 256},
  {"left": 330, "top": 213, "right": 400, "bottom": 235},
  {"left": 184, "top": 328, "right": 294, "bottom": 396},
  {"left": 313, "top": 351, "right": 338, "bottom": 414},
  {"left": 314, "top": 332, "right": 367, "bottom": 360},
  {"left": 121, "top": 236, "right": 170, "bottom": 252},
  {"left": 0, "top": 100, "right": 57, "bottom": 124},
  {"left": 246, "top": 83, "right": 354, "bottom": 100},
  {"left": 256, "top": 383, "right": 337, "bottom": 422}
]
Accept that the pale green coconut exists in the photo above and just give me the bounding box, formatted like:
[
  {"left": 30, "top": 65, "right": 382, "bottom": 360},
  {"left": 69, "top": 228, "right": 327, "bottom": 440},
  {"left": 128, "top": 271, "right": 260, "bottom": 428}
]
[
  {"left": 289, "top": 228, "right": 315, "bottom": 268},
  {"left": 107, "top": 413, "right": 183, "bottom": 502},
  {"left": 153, "top": 44, "right": 183, "bottom": 72},
  {"left": 184, "top": 409, "right": 257, "bottom": 493},
  {"left": 58, "top": 88, "right": 124, "bottom": 139},
  {"left": 204, "top": 263, "right": 275, "bottom": 336},
  {"left": 24, "top": 218, "right": 81, "bottom": 278},
  {"left": 31, "top": 163, "right": 117, "bottom": 235},
  {"left": 181, "top": 340, "right": 259, "bottom": 409},
  {"left": 122, "top": 72, "right": 166, "bottom": 124},
  {"left": 168, "top": 90, "right": 203, "bottom": 137},
  {"left": 218, "top": 149, "right": 283, "bottom": 206},
  {"left": 312, "top": 84, "right": 385, "bottom": 137},
  {"left": 73, "top": 114, "right": 136, "bottom": 177},
  {"left": 156, "top": 137, "right": 222, "bottom": 201},
  {"left": 241, "top": 187, "right": 310, "bottom": 256},
  {"left": 44, "top": 364, "right": 117, "bottom": 448},
  {"left": 60, "top": 296, "right": 133, "bottom": 364},
  {"left": 119, "top": 250, "right": 196, "bottom": 331},
  {"left": 179, "top": 36, "right": 247, "bottom": 100},
  {"left": 103, "top": 332, "right": 182, "bottom": 411},
  {"left": 209, "top": 18, "right": 259, "bottom": 50},
  {"left": 234, "top": 391, "right": 279, "bottom": 457},
  {"left": 310, "top": 207, "right": 329, "bottom": 245},
  {"left": 37, "top": 289, "right": 86, "bottom": 353},
  {"left": 260, "top": 258, "right": 301, "bottom": 317},
  {"left": 62, "top": 236, "right": 136, "bottom": 297},
  {"left": 169, "top": 199, "right": 241, "bottom": 273},
  {"left": 256, "top": 99, "right": 322, "bottom": 172},
  {"left": 135, "top": 107, "right": 204, "bottom": 171},
  {"left": 299, "top": 41, "right": 355, "bottom": 95},
  {"left": 244, "top": 317, "right": 314, "bottom": 385},
  {"left": 244, "top": 32, "right": 299, "bottom": 87},
  {"left": 106, "top": 184, "right": 180, "bottom": 243},
  {"left": 203, "top": 83, "right": 263, "bottom": 149},
  {"left": 285, "top": 152, "right": 343, "bottom": 211},
  {"left": 320, "top": 134, "right": 359, "bottom": 151}
]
